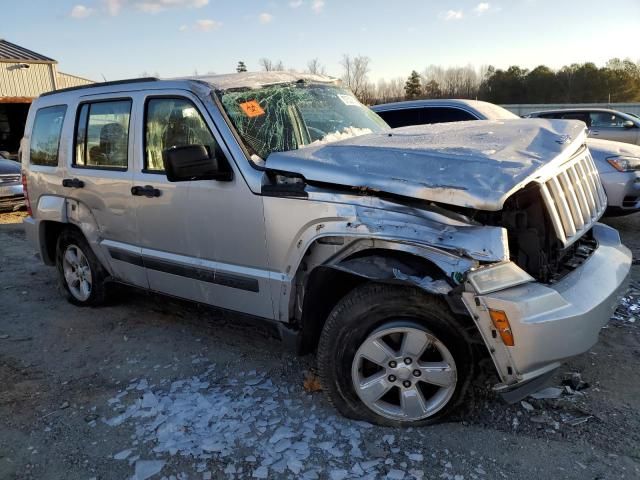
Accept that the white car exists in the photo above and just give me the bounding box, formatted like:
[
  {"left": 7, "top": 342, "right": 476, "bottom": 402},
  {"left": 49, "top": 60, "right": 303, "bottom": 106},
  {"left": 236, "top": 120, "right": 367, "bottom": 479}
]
[{"left": 372, "top": 100, "right": 640, "bottom": 215}]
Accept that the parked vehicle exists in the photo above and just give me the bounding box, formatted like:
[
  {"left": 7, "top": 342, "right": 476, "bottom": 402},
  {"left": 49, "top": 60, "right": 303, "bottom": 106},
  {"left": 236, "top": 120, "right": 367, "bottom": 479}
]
[
  {"left": 22, "top": 73, "right": 631, "bottom": 426},
  {"left": 526, "top": 108, "right": 640, "bottom": 145},
  {"left": 372, "top": 100, "right": 640, "bottom": 215},
  {"left": 0, "top": 152, "right": 25, "bottom": 211}
]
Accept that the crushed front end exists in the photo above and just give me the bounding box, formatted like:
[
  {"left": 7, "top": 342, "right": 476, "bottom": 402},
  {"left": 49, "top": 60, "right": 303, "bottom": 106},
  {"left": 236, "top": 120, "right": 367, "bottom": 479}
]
[{"left": 461, "top": 146, "right": 632, "bottom": 400}]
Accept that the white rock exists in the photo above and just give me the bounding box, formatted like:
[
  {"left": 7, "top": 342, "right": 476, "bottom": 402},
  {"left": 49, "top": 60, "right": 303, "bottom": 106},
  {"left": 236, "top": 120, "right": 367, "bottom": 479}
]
[
  {"left": 330, "top": 469, "right": 348, "bottom": 480},
  {"left": 134, "top": 460, "right": 165, "bottom": 480},
  {"left": 252, "top": 466, "right": 269, "bottom": 479},
  {"left": 113, "top": 449, "right": 132, "bottom": 460},
  {"left": 387, "top": 469, "right": 405, "bottom": 480}
]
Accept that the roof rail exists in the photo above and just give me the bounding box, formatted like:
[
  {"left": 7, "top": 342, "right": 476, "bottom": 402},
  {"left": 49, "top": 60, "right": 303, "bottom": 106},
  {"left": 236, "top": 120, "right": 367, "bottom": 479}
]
[{"left": 41, "top": 77, "right": 159, "bottom": 97}]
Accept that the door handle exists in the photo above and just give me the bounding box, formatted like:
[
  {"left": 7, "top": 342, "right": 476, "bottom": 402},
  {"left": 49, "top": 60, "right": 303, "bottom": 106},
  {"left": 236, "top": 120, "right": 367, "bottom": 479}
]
[
  {"left": 62, "top": 178, "right": 85, "bottom": 188},
  {"left": 131, "top": 185, "right": 162, "bottom": 198}
]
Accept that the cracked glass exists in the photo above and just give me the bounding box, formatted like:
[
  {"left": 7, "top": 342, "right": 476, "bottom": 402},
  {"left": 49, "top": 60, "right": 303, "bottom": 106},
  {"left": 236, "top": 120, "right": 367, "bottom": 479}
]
[{"left": 218, "top": 83, "right": 388, "bottom": 161}]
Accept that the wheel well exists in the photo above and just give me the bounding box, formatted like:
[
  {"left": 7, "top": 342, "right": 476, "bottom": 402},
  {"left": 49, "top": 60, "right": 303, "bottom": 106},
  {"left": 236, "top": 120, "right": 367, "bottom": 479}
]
[
  {"left": 297, "top": 266, "right": 365, "bottom": 355},
  {"left": 41, "top": 221, "right": 82, "bottom": 265},
  {"left": 297, "top": 249, "right": 452, "bottom": 356}
]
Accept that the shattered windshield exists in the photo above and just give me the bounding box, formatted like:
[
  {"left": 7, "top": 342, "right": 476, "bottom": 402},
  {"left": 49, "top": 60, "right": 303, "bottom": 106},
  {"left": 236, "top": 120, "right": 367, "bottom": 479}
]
[{"left": 217, "top": 83, "right": 388, "bottom": 161}]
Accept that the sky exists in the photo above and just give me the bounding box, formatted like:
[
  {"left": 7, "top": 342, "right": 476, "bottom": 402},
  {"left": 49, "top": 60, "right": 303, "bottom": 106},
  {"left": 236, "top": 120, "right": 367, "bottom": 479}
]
[{"left": 1, "top": 0, "right": 639, "bottom": 83}]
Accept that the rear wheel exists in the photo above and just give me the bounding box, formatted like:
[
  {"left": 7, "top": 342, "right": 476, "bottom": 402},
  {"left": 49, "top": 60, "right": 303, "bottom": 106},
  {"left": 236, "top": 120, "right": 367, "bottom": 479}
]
[
  {"left": 317, "top": 283, "right": 472, "bottom": 426},
  {"left": 56, "top": 229, "right": 108, "bottom": 306}
]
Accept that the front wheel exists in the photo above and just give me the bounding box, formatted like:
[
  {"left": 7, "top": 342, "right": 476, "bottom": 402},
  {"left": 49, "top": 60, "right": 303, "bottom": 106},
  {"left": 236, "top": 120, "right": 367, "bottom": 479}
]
[{"left": 317, "top": 284, "right": 473, "bottom": 426}]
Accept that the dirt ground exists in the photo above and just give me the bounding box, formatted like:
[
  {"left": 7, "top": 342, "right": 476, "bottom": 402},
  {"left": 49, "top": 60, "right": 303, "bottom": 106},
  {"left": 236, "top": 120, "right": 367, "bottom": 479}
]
[{"left": 0, "top": 211, "right": 638, "bottom": 480}]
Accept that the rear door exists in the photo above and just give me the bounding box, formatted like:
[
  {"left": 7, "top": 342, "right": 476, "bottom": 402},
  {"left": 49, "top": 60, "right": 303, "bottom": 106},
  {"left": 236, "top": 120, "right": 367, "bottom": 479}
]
[{"left": 64, "top": 95, "right": 147, "bottom": 287}]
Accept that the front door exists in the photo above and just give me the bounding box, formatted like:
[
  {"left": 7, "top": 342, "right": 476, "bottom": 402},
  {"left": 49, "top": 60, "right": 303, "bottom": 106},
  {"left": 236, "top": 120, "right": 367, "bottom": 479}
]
[
  {"left": 132, "top": 91, "right": 274, "bottom": 318},
  {"left": 589, "top": 111, "right": 640, "bottom": 144}
]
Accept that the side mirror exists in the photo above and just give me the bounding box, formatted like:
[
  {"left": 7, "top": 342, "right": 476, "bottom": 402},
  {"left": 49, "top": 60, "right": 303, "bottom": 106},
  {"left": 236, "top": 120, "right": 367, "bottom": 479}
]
[
  {"left": 623, "top": 120, "right": 636, "bottom": 129},
  {"left": 162, "top": 145, "right": 232, "bottom": 182}
]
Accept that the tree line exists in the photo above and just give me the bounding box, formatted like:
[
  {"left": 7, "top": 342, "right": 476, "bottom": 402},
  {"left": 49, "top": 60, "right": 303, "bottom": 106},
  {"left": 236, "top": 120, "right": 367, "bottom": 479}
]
[{"left": 243, "top": 56, "right": 640, "bottom": 105}]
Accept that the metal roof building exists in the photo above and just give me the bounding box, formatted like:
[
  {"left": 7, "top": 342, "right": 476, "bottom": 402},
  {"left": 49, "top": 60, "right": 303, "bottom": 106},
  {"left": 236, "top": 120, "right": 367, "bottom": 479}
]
[{"left": 0, "top": 39, "right": 93, "bottom": 154}]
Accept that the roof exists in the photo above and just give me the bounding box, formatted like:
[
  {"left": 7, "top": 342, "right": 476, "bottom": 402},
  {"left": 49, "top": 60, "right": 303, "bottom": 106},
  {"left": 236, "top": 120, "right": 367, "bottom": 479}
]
[
  {"left": 0, "top": 39, "right": 56, "bottom": 63},
  {"left": 40, "top": 71, "right": 339, "bottom": 98},
  {"left": 179, "top": 71, "right": 339, "bottom": 91},
  {"left": 373, "top": 99, "right": 489, "bottom": 111}
]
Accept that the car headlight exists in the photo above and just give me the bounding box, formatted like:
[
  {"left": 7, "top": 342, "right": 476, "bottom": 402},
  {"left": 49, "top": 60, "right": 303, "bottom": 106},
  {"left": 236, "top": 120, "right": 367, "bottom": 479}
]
[
  {"left": 467, "top": 262, "right": 534, "bottom": 295},
  {"left": 607, "top": 156, "right": 640, "bottom": 172}
]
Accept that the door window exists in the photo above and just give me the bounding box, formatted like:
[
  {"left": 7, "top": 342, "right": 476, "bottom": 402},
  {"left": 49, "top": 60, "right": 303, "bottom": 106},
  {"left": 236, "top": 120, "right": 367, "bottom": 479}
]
[
  {"left": 144, "top": 97, "right": 217, "bottom": 172},
  {"left": 421, "top": 107, "right": 476, "bottom": 124},
  {"left": 30, "top": 105, "right": 67, "bottom": 166},
  {"left": 74, "top": 100, "right": 131, "bottom": 169},
  {"left": 377, "top": 108, "right": 423, "bottom": 128},
  {"left": 590, "top": 112, "right": 627, "bottom": 128}
]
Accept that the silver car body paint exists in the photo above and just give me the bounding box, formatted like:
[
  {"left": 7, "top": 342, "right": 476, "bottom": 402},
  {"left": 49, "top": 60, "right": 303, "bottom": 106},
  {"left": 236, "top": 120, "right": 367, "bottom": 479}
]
[
  {"left": 21, "top": 74, "right": 632, "bottom": 394},
  {"left": 587, "top": 138, "right": 640, "bottom": 211}
]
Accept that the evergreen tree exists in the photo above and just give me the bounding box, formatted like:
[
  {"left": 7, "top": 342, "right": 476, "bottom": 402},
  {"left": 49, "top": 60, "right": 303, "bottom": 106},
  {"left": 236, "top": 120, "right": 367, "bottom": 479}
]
[
  {"left": 236, "top": 61, "right": 247, "bottom": 73},
  {"left": 423, "top": 80, "right": 442, "bottom": 98},
  {"left": 404, "top": 70, "right": 422, "bottom": 99}
]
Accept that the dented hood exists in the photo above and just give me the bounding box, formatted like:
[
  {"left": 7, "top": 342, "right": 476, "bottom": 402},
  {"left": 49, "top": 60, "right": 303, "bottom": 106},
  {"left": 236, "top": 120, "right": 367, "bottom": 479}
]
[{"left": 266, "top": 119, "right": 587, "bottom": 211}]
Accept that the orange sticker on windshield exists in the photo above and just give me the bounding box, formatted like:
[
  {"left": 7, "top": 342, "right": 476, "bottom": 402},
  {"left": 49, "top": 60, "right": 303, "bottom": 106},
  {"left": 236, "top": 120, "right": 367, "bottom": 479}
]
[{"left": 239, "top": 100, "right": 265, "bottom": 118}]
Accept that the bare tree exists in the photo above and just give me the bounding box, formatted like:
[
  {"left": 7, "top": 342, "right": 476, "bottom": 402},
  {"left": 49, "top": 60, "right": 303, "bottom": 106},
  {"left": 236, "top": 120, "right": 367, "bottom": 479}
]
[
  {"left": 259, "top": 58, "right": 285, "bottom": 71},
  {"left": 306, "top": 58, "right": 327, "bottom": 75},
  {"left": 341, "top": 54, "right": 371, "bottom": 101},
  {"left": 423, "top": 64, "right": 481, "bottom": 98}
]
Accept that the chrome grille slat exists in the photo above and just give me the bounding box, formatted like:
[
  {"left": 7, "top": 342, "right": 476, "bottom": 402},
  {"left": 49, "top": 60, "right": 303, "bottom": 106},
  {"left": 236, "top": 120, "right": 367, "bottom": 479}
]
[
  {"left": 575, "top": 160, "right": 597, "bottom": 215},
  {"left": 539, "top": 148, "right": 606, "bottom": 248},
  {"left": 566, "top": 165, "right": 591, "bottom": 224},
  {"left": 548, "top": 176, "right": 577, "bottom": 237}
]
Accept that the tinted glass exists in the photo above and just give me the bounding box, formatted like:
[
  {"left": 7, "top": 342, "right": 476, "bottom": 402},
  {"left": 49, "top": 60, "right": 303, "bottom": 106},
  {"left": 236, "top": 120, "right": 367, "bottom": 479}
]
[
  {"left": 30, "top": 105, "right": 67, "bottom": 166},
  {"left": 376, "top": 108, "right": 423, "bottom": 128},
  {"left": 422, "top": 107, "right": 476, "bottom": 124},
  {"left": 145, "top": 98, "right": 217, "bottom": 172},
  {"left": 590, "top": 112, "right": 627, "bottom": 128},
  {"left": 377, "top": 107, "right": 476, "bottom": 128},
  {"left": 75, "top": 100, "right": 131, "bottom": 169}
]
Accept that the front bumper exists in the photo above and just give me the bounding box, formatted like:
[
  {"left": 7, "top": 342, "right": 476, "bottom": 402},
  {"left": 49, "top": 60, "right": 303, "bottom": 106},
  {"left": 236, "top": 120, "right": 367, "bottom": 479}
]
[
  {"left": 463, "top": 223, "right": 631, "bottom": 396},
  {"left": 600, "top": 170, "right": 640, "bottom": 211}
]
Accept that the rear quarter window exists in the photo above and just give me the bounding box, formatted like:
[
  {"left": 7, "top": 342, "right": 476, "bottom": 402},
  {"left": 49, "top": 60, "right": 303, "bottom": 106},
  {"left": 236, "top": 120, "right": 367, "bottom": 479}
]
[{"left": 30, "top": 105, "right": 67, "bottom": 166}]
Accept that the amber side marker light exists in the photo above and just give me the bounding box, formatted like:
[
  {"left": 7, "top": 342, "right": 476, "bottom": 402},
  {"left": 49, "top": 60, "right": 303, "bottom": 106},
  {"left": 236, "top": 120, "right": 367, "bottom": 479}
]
[{"left": 489, "top": 309, "right": 515, "bottom": 346}]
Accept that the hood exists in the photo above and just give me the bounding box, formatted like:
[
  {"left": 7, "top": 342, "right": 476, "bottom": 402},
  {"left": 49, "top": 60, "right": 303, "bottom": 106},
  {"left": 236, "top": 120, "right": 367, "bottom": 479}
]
[
  {"left": 0, "top": 158, "right": 21, "bottom": 175},
  {"left": 266, "top": 119, "right": 587, "bottom": 211}
]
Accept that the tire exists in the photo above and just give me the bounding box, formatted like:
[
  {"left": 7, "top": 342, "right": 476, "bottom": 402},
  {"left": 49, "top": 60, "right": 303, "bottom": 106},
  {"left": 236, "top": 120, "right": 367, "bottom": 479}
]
[
  {"left": 317, "top": 283, "right": 473, "bottom": 427},
  {"left": 55, "top": 228, "right": 108, "bottom": 306}
]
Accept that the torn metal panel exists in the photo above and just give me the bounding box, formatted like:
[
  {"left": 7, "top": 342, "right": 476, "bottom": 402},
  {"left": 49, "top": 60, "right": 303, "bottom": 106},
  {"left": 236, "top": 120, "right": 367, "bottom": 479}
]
[
  {"left": 266, "top": 119, "right": 588, "bottom": 211},
  {"left": 391, "top": 268, "right": 452, "bottom": 295}
]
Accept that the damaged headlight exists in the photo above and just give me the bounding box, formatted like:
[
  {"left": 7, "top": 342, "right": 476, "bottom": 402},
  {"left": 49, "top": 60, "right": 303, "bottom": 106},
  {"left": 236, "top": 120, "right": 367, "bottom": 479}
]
[
  {"left": 607, "top": 156, "right": 640, "bottom": 172},
  {"left": 467, "top": 262, "right": 534, "bottom": 295}
]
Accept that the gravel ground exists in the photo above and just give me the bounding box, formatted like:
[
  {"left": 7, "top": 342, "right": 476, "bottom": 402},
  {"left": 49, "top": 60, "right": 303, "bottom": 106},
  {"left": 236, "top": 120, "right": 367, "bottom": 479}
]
[{"left": 0, "top": 212, "right": 638, "bottom": 480}]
